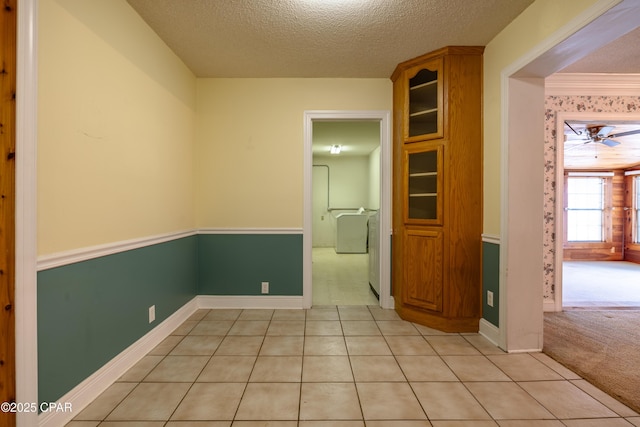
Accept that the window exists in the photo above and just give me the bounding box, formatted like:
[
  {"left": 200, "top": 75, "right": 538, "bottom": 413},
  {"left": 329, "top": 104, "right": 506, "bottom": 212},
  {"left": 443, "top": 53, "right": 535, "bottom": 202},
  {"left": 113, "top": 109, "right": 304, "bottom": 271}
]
[{"left": 566, "top": 177, "right": 605, "bottom": 242}]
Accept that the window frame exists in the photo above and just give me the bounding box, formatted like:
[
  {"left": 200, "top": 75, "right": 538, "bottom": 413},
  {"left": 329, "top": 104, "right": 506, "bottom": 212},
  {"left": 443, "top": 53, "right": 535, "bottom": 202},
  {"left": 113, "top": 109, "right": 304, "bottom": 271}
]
[{"left": 563, "top": 173, "right": 613, "bottom": 248}]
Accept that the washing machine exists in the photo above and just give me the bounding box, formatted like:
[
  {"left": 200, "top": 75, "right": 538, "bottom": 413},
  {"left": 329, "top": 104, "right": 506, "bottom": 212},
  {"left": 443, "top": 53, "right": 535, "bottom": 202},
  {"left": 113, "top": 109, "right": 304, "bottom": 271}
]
[{"left": 335, "top": 213, "right": 368, "bottom": 253}]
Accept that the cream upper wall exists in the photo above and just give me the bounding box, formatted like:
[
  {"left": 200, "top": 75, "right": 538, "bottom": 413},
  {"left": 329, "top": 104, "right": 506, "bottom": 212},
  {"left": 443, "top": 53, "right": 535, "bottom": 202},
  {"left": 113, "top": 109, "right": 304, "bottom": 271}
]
[
  {"left": 482, "top": 0, "right": 601, "bottom": 235},
  {"left": 38, "top": 0, "right": 197, "bottom": 255},
  {"left": 195, "top": 78, "right": 392, "bottom": 228}
]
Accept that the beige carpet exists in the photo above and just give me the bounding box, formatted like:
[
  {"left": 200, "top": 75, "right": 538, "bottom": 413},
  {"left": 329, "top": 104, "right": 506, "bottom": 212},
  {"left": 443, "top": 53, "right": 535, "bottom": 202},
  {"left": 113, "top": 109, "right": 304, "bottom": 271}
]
[{"left": 543, "top": 310, "right": 640, "bottom": 413}]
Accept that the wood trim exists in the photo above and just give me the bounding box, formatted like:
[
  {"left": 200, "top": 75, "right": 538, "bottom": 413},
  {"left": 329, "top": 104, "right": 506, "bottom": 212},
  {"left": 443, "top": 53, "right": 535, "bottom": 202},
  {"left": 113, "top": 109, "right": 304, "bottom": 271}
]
[{"left": 0, "top": 0, "right": 17, "bottom": 424}]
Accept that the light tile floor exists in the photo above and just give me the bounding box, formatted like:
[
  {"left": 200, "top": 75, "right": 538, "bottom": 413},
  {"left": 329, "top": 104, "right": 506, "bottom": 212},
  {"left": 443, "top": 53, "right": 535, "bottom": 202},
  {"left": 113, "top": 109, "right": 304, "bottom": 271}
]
[{"left": 66, "top": 306, "right": 640, "bottom": 426}]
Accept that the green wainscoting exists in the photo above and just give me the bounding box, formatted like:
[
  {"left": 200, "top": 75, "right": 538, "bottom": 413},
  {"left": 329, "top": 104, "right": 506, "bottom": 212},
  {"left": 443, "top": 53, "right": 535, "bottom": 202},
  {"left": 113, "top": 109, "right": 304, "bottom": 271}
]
[
  {"left": 482, "top": 240, "right": 500, "bottom": 327},
  {"left": 37, "top": 235, "right": 198, "bottom": 404},
  {"left": 198, "top": 233, "right": 303, "bottom": 295}
]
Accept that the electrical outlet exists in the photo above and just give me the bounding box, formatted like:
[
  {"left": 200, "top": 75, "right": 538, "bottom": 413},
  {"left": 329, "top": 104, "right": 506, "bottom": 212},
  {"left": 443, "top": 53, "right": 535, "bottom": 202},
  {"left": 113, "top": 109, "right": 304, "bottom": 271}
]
[
  {"left": 149, "top": 305, "right": 155, "bottom": 323},
  {"left": 261, "top": 282, "right": 269, "bottom": 294},
  {"left": 611, "top": 247, "right": 615, "bottom": 253},
  {"left": 487, "top": 291, "right": 494, "bottom": 307}
]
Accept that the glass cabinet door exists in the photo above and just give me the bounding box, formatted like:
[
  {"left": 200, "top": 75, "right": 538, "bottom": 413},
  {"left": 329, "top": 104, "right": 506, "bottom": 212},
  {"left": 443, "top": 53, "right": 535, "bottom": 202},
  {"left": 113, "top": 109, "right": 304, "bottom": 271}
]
[
  {"left": 406, "top": 144, "right": 443, "bottom": 223},
  {"left": 407, "top": 59, "right": 443, "bottom": 141}
]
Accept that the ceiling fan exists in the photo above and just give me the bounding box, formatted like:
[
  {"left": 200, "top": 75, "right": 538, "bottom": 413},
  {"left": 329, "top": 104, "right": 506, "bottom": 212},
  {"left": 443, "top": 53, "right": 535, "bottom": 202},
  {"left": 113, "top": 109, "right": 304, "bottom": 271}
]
[{"left": 565, "top": 121, "right": 640, "bottom": 149}]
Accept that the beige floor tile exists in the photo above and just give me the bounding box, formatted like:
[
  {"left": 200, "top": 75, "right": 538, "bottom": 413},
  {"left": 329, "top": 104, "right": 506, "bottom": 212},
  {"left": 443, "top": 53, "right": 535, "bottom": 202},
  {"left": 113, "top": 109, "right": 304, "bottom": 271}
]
[
  {"left": 426, "top": 336, "right": 482, "bottom": 355},
  {"left": 350, "top": 355, "right": 405, "bottom": 381},
  {"left": 306, "top": 320, "right": 343, "bottom": 335},
  {"left": 266, "top": 320, "right": 305, "bottom": 336},
  {"left": 356, "top": 382, "right": 427, "bottom": 420},
  {"left": 214, "top": 336, "right": 264, "bottom": 355},
  {"left": 411, "top": 382, "right": 492, "bottom": 420},
  {"left": 148, "top": 335, "right": 183, "bottom": 356},
  {"left": 98, "top": 422, "right": 165, "bottom": 427},
  {"left": 561, "top": 420, "right": 636, "bottom": 427},
  {"left": 300, "top": 382, "right": 362, "bottom": 420},
  {"left": 249, "top": 356, "right": 302, "bottom": 382},
  {"left": 237, "top": 309, "right": 274, "bottom": 320},
  {"left": 341, "top": 320, "right": 381, "bottom": 335},
  {"left": 170, "top": 335, "right": 223, "bottom": 356},
  {"left": 531, "top": 352, "right": 582, "bottom": 380},
  {"left": 302, "top": 356, "right": 353, "bottom": 382},
  {"left": 344, "top": 336, "right": 392, "bottom": 355},
  {"left": 431, "top": 421, "right": 498, "bottom": 427},
  {"left": 106, "top": 382, "right": 191, "bottom": 421},
  {"left": 172, "top": 320, "right": 199, "bottom": 335},
  {"left": 338, "top": 306, "right": 374, "bottom": 320},
  {"left": 463, "top": 335, "right": 505, "bottom": 355},
  {"left": 366, "top": 422, "right": 432, "bottom": 427},
  {"left": 233, "top": 422, "right": 296, "bottom": 427},
  {"left": 118, "top": 355, "right": 164, "bottom": 382},
  {"left": 570, "top": 379, "right": 639, "bottom": 417},
  {"left": 203, "top": 309, "right": 242, "bottom": 321},
  {"left": 368, "top": 308, "right": 402, "bottom": 321},
  {"left": 413, "top": 323, "right": 455, "bottom": 336},
  {"left": 73, "top": 382, "right": 137, "bottom": 420},
  {"left": 144, "top": 355, "right": 209, "bottom": 382},
  {"left": 235, "top": 383, "right": 300, "bottom": 420},
  {"left": 166, "top": 422, "right": 231, "bottom": 426},
  {"left": 65, "top": 422, "right": 101, "bottom": 427},
  {"left": 306, "top": 307, "right": 339, "bottom": 320},
  {"left": 190, "top": 320, "right": 234, "bottom": 336},
  {"left": 465, "top": 382, "right": 554, "bottom": 420},
  {"left": 487, "top": 354, "right": 563, "bottom": 381},
  {"left": 442, "top": 356, "right": 511, "bottom": 382},
  {"left": 376, "top": 320, "right": 420, "bottom": 335},
  {"left": 495, "top": 422, "right": 563, "bottom": 427},
  {"left": 259, "top": 335, "right": 304, "bottom": 355},
  {"left": 171, "top": 383, "right": 245, "bottom": 420},
  {"left": 396, "top": 356, "right": 458, "bottom": 382},
  {"left": 385, "top": 335, "right": 436, "bottom": 355},
  {"left": 271, "top": 309, "right": 306, "bottom": 321},
  {"left": 626, "top": 418, "right": 640, "bottom": 427},
  {"left": 227, "top": 320, "right": 270, "bottom": 336},
  {"left": 299, "top": 422, "right": 364, "bottom": 427},
  {"left": 518, "top": 380, "right": 618, "bottom": 419},
  {"left": 197, "top": 356, "right": 256, "bottom": 382},
  {"left": 304, "top": 336, "right": 348, "bottom": 355},
  {"left": 186, "top": 309, "right": 210, "bottom": 321}
]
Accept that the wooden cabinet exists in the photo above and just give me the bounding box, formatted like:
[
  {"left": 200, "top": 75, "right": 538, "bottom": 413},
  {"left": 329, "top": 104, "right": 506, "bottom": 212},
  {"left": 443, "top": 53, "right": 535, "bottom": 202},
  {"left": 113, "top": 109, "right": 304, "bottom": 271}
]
[{"left": 391, "top": 46, "right": 483, "bottom": 332}]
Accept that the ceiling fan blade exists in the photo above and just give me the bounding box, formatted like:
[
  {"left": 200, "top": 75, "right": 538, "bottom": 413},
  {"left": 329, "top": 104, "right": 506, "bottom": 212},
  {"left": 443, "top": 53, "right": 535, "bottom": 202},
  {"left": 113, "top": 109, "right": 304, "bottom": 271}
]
[
  {"left": 600, "top": 138, "right": 620, "bottom": 147},
  {"left": 607, "top": 128, "right": 640, "bottom": 138},
  {"left": 596, "top": 126, "right": 615, "bottom": 138}
]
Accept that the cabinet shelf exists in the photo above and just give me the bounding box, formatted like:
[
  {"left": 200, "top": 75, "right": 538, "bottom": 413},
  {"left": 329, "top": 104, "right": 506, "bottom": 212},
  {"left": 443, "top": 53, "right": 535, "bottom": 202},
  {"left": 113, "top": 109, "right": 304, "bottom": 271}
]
[
  {"left": 409, "top": 193, "right": 437, "bottom": 197},
  {"left": 410, "top": 80, "right": 437, "bottom": 91},
  {"left": 410, "top": 108, "right": 438, "bottom": 117},
  {"left": 409, "top": 172, "right": 438, "bottom": 177}
]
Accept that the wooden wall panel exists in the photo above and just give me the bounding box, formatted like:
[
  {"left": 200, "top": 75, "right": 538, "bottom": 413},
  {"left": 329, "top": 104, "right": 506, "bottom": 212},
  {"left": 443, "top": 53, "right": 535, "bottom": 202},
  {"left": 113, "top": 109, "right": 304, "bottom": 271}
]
[{"left": 0, "top": 0, "right": 17, "bottom": 424}]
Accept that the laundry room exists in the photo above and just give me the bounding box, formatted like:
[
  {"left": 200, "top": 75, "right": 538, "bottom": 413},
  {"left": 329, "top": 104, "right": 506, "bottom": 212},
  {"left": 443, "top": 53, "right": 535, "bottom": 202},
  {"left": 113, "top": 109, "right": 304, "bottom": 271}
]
[{"left": 311, "top": 121, "right": 381, "bottom": 305}]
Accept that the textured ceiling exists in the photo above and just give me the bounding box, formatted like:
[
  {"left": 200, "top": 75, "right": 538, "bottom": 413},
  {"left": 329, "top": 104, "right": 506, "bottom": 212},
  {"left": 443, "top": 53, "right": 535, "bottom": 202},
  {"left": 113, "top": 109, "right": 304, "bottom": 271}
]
[
  {"left": 559, "top": 27, "right": 640, "bottom": 74},
  {"left": 126, "top": 0, "right": 534, "bottom": 78}
]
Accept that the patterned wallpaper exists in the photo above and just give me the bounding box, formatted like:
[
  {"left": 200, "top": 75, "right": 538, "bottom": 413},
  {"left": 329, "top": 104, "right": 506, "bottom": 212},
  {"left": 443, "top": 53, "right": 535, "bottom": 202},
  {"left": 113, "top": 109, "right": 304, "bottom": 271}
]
[{"left": 543, "top": 95, "right": 640, "bottom": 302}]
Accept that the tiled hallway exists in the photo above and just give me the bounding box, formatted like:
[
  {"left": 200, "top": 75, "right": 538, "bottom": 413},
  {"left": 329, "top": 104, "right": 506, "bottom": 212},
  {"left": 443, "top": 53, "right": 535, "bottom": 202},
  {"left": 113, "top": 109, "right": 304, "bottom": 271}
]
[{"left": 66, "top": 306, "right": 640, "bottom": 426}]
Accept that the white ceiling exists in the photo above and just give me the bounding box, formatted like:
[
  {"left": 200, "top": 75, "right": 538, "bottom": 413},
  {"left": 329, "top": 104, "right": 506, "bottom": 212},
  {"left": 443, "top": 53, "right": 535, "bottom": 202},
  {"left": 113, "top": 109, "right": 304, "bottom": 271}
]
[{"left": 126, "top": 0, "right": 535, "bottom": 78}]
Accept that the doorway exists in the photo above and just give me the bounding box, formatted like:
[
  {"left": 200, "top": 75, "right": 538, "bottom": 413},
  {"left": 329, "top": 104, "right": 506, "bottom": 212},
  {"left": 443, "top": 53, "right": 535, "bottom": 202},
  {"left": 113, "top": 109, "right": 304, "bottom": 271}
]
[
  {"left": 554, "top": 112, "right": 640, "bottom": 310},
  {"left": 303, "top": 111, "right": 392, "bottom": 309}
]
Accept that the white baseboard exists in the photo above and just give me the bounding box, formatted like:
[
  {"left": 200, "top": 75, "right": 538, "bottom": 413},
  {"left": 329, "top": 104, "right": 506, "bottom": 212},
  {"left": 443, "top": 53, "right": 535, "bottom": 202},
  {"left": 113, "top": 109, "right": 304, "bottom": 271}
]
[
  {"left": 38, "top": 297, "right": 199, "bottom": 427},
  {"left": 478, "top": 318, "right": 500, "bottom": 347},
  {"left": 543, "top": 299, "right": 558, "bottom": 312},
  {"left": 197, "top": 295, "right": 305, "bottom": 309}
]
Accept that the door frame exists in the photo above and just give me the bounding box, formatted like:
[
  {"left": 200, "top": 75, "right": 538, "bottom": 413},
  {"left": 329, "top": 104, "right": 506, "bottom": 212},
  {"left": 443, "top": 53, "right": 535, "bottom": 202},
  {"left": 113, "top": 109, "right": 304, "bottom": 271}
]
[
  {"left": 303, "top": 110, "right": 393, "bottom": 309},
  {"left": 554, "top": 111, "right": 640, "bottom": 312}
]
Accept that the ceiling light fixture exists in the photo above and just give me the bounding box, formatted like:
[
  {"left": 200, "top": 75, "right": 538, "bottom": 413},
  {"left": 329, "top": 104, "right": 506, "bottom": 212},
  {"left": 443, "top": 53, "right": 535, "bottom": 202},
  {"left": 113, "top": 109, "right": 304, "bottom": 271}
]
[{"left": 330, "top": 144, "right": 342, "bottom": 154}]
